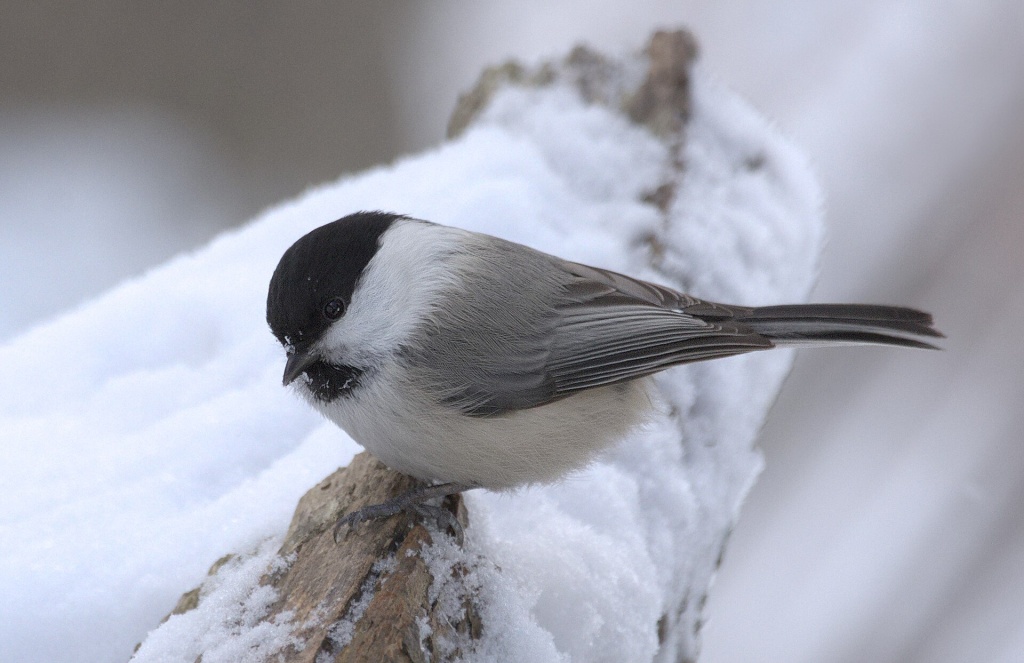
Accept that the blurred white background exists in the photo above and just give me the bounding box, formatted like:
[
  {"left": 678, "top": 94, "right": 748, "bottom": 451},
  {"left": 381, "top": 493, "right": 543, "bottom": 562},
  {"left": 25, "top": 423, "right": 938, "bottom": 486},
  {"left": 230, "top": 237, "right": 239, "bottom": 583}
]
[{"left": 2, "top": 2, "right": 1021, "bottom": 661}]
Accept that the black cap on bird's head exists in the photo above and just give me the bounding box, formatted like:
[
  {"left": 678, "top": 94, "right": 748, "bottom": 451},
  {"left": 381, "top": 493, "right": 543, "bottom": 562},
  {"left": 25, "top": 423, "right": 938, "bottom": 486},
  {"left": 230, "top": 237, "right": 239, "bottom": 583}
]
[{"left": 266, "top": 211, "right": 402, "bottom": 385}]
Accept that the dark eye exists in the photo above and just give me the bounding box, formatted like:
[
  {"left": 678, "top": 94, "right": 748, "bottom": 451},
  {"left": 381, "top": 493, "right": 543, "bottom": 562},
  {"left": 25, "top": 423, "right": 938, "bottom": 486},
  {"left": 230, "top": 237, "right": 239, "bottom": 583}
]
[{"left": 322, "top": 297, "right": 346, "bottom": 320}]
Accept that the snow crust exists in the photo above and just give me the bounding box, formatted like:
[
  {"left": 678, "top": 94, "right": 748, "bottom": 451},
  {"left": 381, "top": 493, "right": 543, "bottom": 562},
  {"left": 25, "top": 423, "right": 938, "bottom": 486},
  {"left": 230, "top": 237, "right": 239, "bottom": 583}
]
[{"left": 0, "top": 67, "right": 820, "bottom": 662}]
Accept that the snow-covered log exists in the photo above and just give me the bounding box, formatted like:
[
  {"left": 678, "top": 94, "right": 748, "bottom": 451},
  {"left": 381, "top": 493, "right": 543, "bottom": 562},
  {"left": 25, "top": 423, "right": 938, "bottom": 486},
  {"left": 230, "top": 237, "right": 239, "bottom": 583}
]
[{"left": 1, "top": 29, "right": 822, "bottom": 663}]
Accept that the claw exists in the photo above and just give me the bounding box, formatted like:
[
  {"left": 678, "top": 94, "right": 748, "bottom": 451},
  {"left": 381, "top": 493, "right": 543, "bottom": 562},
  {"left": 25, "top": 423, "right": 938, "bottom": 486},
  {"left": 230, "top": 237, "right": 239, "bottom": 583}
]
[
  {"left": 411, "top": 502, "right": 465, "bottom": 545},
  {"left": 332, "top": 482, "right": 471, "bottom": 544}
]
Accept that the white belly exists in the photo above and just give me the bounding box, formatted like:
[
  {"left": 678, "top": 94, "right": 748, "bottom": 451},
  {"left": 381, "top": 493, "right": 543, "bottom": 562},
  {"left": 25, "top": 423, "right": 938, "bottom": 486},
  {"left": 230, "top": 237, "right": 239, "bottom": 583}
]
[{"left": 316, "top": 364, "right": 654, "bottom": 489}]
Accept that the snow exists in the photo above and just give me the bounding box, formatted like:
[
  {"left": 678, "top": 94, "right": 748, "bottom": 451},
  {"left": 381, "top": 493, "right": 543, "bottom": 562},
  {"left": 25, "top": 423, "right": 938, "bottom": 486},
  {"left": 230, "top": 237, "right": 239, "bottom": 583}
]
[
  {"left": 128, "top": 541, "right": 301, "bottom": 663},
  {"left": 0, "top": 63, "right": 821, "bottom": 662},
  {"left": 323, "top": 556, "right": 398, "bottom": 654}
]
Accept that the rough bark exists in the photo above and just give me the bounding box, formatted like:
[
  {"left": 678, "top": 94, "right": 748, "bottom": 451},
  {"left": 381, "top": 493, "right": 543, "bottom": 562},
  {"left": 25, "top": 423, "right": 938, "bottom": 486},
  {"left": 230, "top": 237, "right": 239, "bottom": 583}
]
[{"left": 157, "top": 453, "right": 476, "bottom": 663}]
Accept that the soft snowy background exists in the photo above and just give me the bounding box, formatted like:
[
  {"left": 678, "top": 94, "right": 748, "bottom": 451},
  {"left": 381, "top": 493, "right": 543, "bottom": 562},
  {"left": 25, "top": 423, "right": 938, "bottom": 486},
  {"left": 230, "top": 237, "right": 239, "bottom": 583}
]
[
  {"left": 2, "top": 2, "right": 1020, "bottom": 662},
  {"left": 3, "top": 58, "right": 821, "bottom": 662}
]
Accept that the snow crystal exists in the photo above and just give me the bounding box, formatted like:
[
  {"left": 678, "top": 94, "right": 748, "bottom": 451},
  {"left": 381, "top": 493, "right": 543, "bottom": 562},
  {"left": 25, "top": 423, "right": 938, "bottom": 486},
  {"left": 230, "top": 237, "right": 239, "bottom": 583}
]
[
  {"left": 323, "top": 556, "right": 398, "bottom": 653},
  {"left": 130, "top": 538, "right": 300, "bottom": 663}
]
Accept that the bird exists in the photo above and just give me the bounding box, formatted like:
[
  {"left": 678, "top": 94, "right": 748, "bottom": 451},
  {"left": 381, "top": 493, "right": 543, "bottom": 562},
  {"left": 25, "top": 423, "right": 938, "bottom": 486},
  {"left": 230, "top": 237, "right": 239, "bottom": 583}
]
[{"left": 266, "top": 211, "right": 941, "bottom": 529}]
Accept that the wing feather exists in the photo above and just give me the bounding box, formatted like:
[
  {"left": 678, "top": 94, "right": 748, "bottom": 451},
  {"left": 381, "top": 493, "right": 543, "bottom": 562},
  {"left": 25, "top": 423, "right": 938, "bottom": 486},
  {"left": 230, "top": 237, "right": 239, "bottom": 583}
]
[
  {"left": 405, "top": 230, "right": 932, "bottom": 417},
  {"left": 426, "top": 246, "right": 771, "bottom": 416}
]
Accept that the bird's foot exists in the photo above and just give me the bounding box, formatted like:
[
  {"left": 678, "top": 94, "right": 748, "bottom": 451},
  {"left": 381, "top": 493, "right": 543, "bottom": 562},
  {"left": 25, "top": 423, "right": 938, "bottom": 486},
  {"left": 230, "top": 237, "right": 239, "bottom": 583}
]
[{"left": 333, "top": 481, "right": 472, "bottom": 544}]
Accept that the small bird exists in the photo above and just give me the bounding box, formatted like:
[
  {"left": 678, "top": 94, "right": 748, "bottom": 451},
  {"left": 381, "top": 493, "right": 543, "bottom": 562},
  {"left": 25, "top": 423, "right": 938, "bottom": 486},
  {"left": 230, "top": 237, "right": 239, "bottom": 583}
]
[{"left": 267, "top": 211, "right": 941, "bottom": 526}]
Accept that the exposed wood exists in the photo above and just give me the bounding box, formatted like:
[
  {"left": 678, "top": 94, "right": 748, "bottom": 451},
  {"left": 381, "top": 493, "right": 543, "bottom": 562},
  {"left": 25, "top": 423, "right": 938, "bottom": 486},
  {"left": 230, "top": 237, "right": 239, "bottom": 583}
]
[{"left": 160, "top": 453, "right": 477, "bottom": 663}]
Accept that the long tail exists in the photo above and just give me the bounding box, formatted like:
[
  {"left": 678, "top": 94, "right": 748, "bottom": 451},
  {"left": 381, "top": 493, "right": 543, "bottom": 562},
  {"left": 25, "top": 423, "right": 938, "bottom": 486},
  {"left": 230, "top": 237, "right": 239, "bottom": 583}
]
[{"left": 735, "top": 304, "right": 943, "bottom": 349}]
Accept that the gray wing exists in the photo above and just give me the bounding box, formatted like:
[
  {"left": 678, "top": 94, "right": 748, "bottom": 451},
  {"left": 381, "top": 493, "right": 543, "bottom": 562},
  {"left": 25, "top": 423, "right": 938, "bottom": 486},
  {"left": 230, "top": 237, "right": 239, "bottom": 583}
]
[
  {"left": 541, "top": 260, "right": 772, "bottom": 395},
  {"left": 413, "top": 235, "right": 772, "bottom": 417}
]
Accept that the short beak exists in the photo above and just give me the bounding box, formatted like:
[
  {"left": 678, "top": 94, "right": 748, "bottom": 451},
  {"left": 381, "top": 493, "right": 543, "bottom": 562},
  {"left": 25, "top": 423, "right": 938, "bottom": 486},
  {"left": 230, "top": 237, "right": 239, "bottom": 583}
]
[{"left": 282, "top": 347, "right": 319, "bottom": 386}]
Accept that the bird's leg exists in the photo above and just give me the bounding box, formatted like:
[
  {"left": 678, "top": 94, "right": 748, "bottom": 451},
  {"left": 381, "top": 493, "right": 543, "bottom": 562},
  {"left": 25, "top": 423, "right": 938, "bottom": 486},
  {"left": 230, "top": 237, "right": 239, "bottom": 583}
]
[{"left": 333, "top": 482, "right": 473, "bottom": 544}]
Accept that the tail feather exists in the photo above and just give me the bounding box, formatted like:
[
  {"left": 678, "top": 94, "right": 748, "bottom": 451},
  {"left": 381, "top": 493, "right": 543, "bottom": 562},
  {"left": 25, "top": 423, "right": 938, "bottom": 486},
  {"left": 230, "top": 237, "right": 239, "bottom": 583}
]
[{"left": 736, "top": 304, "right": 943, "bottom": 350}]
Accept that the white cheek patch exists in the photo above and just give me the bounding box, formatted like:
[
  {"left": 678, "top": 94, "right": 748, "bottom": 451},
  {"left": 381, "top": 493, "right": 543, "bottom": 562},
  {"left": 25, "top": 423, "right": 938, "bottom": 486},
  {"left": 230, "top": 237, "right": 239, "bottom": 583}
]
[{"left": 317, "top": 220, "right": 466, "bottom": 365}]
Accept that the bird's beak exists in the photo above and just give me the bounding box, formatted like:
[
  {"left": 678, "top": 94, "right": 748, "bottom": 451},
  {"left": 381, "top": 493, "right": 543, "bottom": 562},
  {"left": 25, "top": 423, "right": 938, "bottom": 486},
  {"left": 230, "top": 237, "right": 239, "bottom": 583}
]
[{"left": 282, "top": 347, "right": 319, "bottom": 386}]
